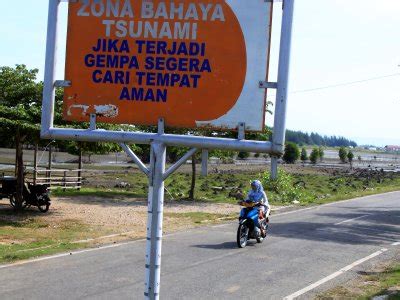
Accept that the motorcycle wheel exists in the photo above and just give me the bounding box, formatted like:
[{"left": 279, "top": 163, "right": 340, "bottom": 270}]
[
  {"left": 38, "top": 196, "right": 51, "bottom": 213},
  {"left": 9, "top": 194, "right": 28, "bottom": 209},
  {"left": 237, "top": 224, "right": 249, "bottom": 248}
]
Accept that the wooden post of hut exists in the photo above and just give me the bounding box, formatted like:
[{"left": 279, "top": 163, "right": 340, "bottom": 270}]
[
  {"left": 47, "top": 145, "right": 52, "bottom": 186},
  {"left": 77, "top": 147, "right": 82, "bottom": 190},
  {"left": 33, "top": 144, "right": 38, "bottom": 185}
]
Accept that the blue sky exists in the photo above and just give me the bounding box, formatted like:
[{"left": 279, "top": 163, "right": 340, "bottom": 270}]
[{"left": 1, "top": 0, "right": 399, "bottom": 146}]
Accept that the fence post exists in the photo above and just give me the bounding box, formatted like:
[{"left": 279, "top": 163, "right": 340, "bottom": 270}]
[
  {"left": 33, "top": 144, "right": 38, "bottom": 185},
  {"left": 78, "top": 147, "right": 82, "bottom": 190},
  {"left": 63, "top": 171, "right": 67, "bottom": 192},
  {"left": 47, "top": 145, "right": 52, "bottom": 186}
]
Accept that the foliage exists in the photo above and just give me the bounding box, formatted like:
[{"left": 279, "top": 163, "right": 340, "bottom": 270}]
[
  {"left": 237, "top": 151, "right": 250, "bottom": 159},
  {"left": 318, "top": 146, "right": 324, "bottom": 161},
  {"left": 261, "top": 169, "right": 310, "bottom": 203},
  {"left": 66, "top": 141, "right": 121, "bottom": 162},
  {"left": 310, "top": 148, "right": 319, "bottom": 164},
  {"left": 347, "top": 150, "right": 354, "bottom": 162},
  {"left": 0, "top": 66, "right": 43, "bottom": 146},
  {"left": 283, "top": 142, "right": 300, "bottom": 164},
  {"left": 285, "top": 129, "right": 357, "bottom": 147},
  {"left": 300, "top": 148, "right": 308, "bottom": 162},
  {"left": 339, "top": 147, "right": 348, "bottom": 163}
]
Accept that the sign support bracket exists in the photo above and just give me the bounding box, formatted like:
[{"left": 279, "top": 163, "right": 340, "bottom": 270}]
[{"left": 238, "top": 122, "right": 246, "bottom": 140}]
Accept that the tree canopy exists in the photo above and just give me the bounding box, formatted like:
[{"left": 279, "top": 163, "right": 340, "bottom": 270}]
[{"left": 285, "top": 129, "right": 357, "bottom": 147}]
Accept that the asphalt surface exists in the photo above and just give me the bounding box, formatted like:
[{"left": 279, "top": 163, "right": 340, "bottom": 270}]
[{"left": 0, "top": 192, "right": 399, "bottom": 299}]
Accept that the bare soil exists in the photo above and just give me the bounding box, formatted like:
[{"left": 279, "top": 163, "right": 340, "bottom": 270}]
[{"left": 0, "top": 195, "right": 242, "bottom": 245}]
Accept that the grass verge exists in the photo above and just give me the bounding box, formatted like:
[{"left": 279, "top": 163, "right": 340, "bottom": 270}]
[
  {"left": 316, "top": 263, "right": 400, "bottom": 299},
  {"left": 0, "top": 218, "right": 107, "bottom": 264},
  {"left": 53, "top": 168, "right": 400, "bottom": 207}
]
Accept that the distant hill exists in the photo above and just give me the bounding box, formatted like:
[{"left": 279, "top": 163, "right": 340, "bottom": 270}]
[{"left": 285, "top": 129, "right": 357, "bottom": 147}]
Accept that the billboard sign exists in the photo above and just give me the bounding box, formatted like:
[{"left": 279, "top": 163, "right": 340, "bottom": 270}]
[{"left": 63, "top": 0, "right": 273, "bottom": 131}]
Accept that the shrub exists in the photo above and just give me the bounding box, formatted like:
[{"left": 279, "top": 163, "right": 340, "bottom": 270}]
[
  {"left": 318, "top": 146, "right": 324, "bottom": 162},
  {"left": 261, "top": 169, "right": 306, "bottom": 203},
  {"left": 339, "top": 147, "right": 348, "bottom": 163},
  {"left": 282, "top": 142, "right": 300, "bottom": 164},
  {"left": 310, "top": 148, "right": 319, "bottom": 164},
  {"left": 348, "top": 150, "right": 354, "bottom": 163},
  {"left": 237, "top": 151, "right": 250, "bottom": 159},
  {"left": 300, "top": 148, "right": 308, "bottom": 162}
]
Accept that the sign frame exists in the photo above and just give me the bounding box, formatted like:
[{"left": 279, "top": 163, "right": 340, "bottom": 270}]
[
  {"left": 40, "top": 0, "right": 295, "bottom": 299},
  {"left": 61, "top": 0, "right": 274, "bottom": 131}
]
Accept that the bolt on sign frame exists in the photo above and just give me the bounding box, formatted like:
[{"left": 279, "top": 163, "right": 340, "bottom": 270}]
[{"left": 41, "top": 0, "right": 294, "bottom": 299}]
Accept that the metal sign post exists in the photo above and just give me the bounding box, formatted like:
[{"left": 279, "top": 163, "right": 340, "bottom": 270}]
[
  {"left": 271, "top": 0, "right": 295, "bottom": 179},
  {"left": 40, "top": 0, "right": 294, "bottom": 299},
  {"left": 146, "top": 140, "right": 166, "bottom": 298}
]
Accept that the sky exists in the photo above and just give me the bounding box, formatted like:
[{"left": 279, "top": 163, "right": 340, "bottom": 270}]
[{"left": 0, "top": 0, "right": 399, "bottom": 146}]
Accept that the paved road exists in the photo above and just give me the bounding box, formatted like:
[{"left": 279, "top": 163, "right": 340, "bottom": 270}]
[{"left": 1, "top": 192, "right": 399, "bottom": 299}]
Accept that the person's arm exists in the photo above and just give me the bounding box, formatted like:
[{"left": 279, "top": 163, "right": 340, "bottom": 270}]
[{"left": 262, "top": 191, "right": 269, "bottom": 206}]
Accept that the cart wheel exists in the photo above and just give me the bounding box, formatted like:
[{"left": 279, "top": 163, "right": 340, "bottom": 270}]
[
  {"left": 9, "top": 195, "right": 27, "bottom": 209},
  {"left": 9, "top": 195, "right": 16, "bottom": 207}
]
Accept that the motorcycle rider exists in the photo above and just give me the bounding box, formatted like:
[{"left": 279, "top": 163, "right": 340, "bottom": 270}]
[{"left": 246, "top": 180, "right": 270, "bottom": 235}]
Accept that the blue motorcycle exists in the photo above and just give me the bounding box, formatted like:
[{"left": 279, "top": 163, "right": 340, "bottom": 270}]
[{"left": 237, "top": 201, "right": 268, "bottom": 248}]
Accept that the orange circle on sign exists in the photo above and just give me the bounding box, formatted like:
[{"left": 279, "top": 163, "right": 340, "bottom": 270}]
[{"left": 64, "top": 0, "right": 247, "bottom": 128}]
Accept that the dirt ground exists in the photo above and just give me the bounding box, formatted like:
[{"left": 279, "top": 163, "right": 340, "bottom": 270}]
[
  {"left": 56, "top": 195, "right": 239, "bottom": 232},
  {"left": 0, "top": 195, "right": 243, "bottom": 245}
]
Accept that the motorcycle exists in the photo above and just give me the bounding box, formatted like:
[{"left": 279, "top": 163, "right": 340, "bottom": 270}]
[
  {"left": 237, "top": 201, "right": 269, "bottom": 248},
  {"left": 9, "top": 182, "right": 51, "bottom": 213}
]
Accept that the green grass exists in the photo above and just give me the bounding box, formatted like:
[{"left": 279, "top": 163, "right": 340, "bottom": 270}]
[
  {"left": 0, "top": 218, "right": 101, "bottom": 263},
  {"left": 317, "top": 264, "right": 400, "bottom": 299},
  {"left": 52, "top": 169, "right": 400, "bottom": 208},
  {"left": 288, "top": 172, "right": 400, "bottom": 206}
]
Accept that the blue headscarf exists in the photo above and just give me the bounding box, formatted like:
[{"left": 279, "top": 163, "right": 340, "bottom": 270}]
[{"left": 247, "top": 180, "right": 264, "bottom": 202}]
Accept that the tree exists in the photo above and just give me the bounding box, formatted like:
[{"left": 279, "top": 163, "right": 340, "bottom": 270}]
[
  {"left": 66, "top": 141, "right": 120, "bottom": 163},
  {"left": 188, "top": 155, "right": 196, "bottom": 200},
  {"left": 318, "top": 146, "right": 324, "bottom": 162},
  {"left": 283, "top": 142, "right": 300, "bottom": 164},
  {"left": 348, "top": 150, "right": 354, "bottom": 168},
  {"left": 338, "top": 147, "right": 348, "bottom": 163},
  {"left": 285, "top": 129, "right": 357, "bottom": 147},
  {"left": 300, "top": 148, "right": 308, "bottom": 162},
  {"left": 0, "top": 65, "right": 43, "bottom": 210},
  {"left": 310, "top": 148, "right": 319, "bottom": 164}
]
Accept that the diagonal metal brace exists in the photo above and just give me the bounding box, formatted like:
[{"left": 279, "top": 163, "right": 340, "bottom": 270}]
[
  {"left": 120, "top": 143, "right": 150, "bottom": 176},
  {"left": 163, "top": 148, "right": 198, "bottom": 180}
]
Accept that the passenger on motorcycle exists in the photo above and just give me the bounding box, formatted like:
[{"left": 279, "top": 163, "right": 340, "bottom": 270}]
[{"left": 246, "top": 180, "right": 270, "bottom": 233}]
